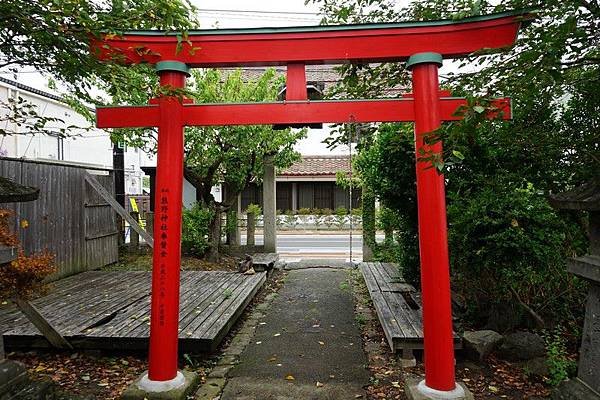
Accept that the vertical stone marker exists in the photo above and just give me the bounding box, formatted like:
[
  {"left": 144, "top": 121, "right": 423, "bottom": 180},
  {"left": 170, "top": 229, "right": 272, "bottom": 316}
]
[
  {"left": 263, "top": 155, "right": 277, "bottom": 253},
  {"left": 550, "top": 180, "right": 600, "bottom": 400}
]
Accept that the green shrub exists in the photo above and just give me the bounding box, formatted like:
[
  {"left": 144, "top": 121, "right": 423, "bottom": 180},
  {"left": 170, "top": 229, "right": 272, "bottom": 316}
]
[
  {"left": 182, "top": 203, "right": 213, "bottom": 257},
  {"left": 321, "top": 208, "right": 333, "bottom": 215},
  {"left": 335, "top": 206, "right": 348, "bottom": 216},
  {"left": 311, "top": 208, "right": 323, "bottom": 215},
  {"left": 298, "top": 207, "right": 311, "bottom": 215},
  {"left": 246, "top": 203, "right": 262, "bottom": 216},
  {"left": 544, "top": 327, "right": 577, "bottom": 386},
  {"left": 449, "top": 182, "right": 586, "bottom": 329},
  {"left": 351, "top": 207, "right": 362, "bottom": 216}
]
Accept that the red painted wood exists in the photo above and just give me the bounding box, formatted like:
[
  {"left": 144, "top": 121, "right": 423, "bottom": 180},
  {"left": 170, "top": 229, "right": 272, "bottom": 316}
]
[
  {"left": 97, "top": 105, "right": 159, "bottom": 128},
  {"left": 412, "top": 63, "right": 456, "bottom": 391},
  {"left": 286, "top": 63, "right": 308, "bottom": 100},
  {"left": 147, "top": 71, "right": 187, "bottom": 382},
  {"left": 96, "top": 98, "right": 511, "bottom": 128},
  {"left": 91, "top": 15, "right": 525, "bottom": 67}
]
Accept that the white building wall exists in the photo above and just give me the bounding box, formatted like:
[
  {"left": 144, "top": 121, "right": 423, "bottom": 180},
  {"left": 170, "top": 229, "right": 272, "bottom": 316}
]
[{"left": 0, "top": 80, "right": 150, "bottom": 195}]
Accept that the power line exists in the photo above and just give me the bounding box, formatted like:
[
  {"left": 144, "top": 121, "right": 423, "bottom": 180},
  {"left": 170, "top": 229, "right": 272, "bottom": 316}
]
[
  {"left": 196, "top": 8, "right": 319, "bottom": 16},
  {"left": 199, "top": 12, "right": 319, "bottom": 23}
]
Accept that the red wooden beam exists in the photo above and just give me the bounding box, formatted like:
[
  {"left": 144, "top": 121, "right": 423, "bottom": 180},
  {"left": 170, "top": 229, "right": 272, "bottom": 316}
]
[
  {"left": 90, "top": 11, "right": 533, "bottom": 67},
  {"left": 286, "top": 63, "right": 308, "bottom": 101},
  {"left": 96, "top": 98, "right": 510, "bottom": 128}
]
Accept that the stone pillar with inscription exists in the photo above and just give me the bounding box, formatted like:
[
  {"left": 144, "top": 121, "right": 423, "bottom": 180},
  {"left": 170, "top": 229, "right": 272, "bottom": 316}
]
[
  {"left": 263, "top": 155, "right": 277, "bottom": 253},
  {"left": 550, "top": 180, "right": 600, "bottom": 400}
]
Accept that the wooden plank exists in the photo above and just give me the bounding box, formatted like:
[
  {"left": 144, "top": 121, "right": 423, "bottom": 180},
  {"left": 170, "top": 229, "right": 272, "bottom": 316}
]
[
  {"left": 107, "top": 271, "right": 214, "bottom": 337},
  {"left": 359, "top": 263, "right": 382, "bottom": 293},
  {"left": 370, "top": 262, "right": 393, "bottom": 292},
  {"left": 176, "top": 272, "right": 234, "bottom": 332},
  {"left": 84, "top": 173, "right": 153, "bottom": 247},
  {"left": 381, "top": 263, "right": 416, "bottom": 293},
  {"left": 382, "top": 292, "right": 422, "bottom": 339},
  {"left": 369, "top": 290, "right": 403, "bottom": 352},
  {"left": 13, "top": 298, "right": 73, "bottom": 350},
  {"left": 65, "top": 273, "right": 151, "bottom": 334},
  {"left": 195, "top": 273, "right": 263, "bottom": 338},
  {"left": 7, "top": 273, "right": 131, "bottom": 335},
  {"left": 3, "top": 271, "right": 266, "bottom": 352},
  {"left": 200, "top": 273, "right": 266, "bottom": 346},
  {"left": 110, "top": 272, "right": 221, "bottom": 337},
  {"left": 177, "top": 273, "right": 248, "bottom": 337},
  {"left": 5, "top": 272, "right": 145, "bottom": 337}
]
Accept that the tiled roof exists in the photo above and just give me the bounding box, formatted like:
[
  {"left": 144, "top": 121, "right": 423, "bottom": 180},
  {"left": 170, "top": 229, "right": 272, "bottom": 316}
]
[
  {"left": 0, "top": 76, "right": 63, "bottom": 102},
  {"left": 220, "top": 65, "right": 341, "bottom": 93},
  {"left": 280, "top": 155, "right": 351, "bottom": 177}
]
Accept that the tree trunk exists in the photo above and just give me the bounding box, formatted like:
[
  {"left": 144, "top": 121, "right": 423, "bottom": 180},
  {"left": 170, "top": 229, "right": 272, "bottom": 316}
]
[
  {"left": 384, "top": 226, "right": 394, "bottom": 245},
  {"left": 247, "top": 212, "right": 256, "bottom": 246},
  {"left": 208, "top": 209, "right": 222, "bottom": 262},
  {"left": 362, "top": 185, "right": 376, "bottom": 261}
]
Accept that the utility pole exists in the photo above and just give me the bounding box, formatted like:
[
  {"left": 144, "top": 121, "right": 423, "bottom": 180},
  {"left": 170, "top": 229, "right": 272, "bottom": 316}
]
[{"left": 113, "top": 141, "right": 125, "bottom": 245}]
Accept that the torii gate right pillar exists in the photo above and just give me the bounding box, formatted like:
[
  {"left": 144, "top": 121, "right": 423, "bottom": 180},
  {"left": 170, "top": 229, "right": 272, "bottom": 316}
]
[{"left": 406, "top": 53, "right": 471, "bottom": 400}]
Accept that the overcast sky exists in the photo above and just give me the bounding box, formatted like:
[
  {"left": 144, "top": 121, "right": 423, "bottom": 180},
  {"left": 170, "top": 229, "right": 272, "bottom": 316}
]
[{"left": 192, "top": 0, "right": 323, "bottom": 28}]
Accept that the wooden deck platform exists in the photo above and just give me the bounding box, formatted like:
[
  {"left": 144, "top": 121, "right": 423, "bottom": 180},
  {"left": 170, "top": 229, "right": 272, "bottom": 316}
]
[
  {"left": 359, "top": 262, "right": 461, "bottom": 354},
  {"left": 0, "top": 270, "right": 266, "bottom": 352}
]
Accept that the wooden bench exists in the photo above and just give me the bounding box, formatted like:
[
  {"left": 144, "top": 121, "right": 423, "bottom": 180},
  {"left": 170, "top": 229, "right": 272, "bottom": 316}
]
[{"left": 359, "top": 262, "right": 461, "bottom": 363}]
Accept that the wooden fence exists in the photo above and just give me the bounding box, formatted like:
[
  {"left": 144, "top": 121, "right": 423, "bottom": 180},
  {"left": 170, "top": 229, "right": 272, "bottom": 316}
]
[{"left": 0, "top": 157, "right": 119, "bottom": 279}]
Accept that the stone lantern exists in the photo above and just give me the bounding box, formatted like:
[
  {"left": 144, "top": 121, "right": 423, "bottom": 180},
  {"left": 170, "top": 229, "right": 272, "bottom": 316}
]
[{"left": 549, "top": 179, "right": 600, "bottom": 399}]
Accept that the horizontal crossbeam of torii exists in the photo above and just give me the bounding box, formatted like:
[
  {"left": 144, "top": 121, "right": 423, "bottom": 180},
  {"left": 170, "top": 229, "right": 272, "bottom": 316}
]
[
  {"left": 91, "top": 9, "right": 533, "bottom": 399},
  {"left": 97, "top": 98, "right": 511, "bottom": 128}
]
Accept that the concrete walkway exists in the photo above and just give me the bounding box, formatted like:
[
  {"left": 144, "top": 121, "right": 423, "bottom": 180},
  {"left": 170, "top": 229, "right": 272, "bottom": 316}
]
[{"left": 221, "top": 267, "right": 369, "bottom": 400}]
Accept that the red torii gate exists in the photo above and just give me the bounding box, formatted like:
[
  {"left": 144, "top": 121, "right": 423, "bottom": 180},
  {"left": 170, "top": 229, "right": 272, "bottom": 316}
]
[{"left": 92, "top": 10, "right": 531, "bottom": 398}]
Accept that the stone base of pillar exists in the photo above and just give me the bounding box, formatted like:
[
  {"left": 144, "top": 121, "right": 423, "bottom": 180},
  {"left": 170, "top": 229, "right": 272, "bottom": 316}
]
[
  {"left": 552, "top": 378, "right": 600, "bottom": 400},
  {"left": 121, "top": 370, "right": 199, "bottom": 400},
  {"left": 405, "top": 378, "right": 473, "bottom": 400}
]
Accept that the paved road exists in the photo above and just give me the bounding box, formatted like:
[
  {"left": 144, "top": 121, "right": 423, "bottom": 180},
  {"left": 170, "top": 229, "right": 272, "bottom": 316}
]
[{"left": 241, "top": 233, "right": 385, "bottom": 261}]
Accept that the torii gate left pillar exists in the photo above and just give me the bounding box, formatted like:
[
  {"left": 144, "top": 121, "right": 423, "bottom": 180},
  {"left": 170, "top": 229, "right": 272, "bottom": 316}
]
[{"left": 135, "top": 61, "right": 196, "bottom": 394}]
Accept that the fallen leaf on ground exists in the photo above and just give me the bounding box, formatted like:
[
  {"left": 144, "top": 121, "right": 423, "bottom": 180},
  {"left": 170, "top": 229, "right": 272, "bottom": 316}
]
[
  {"left": 318, "top": 341, "right": 325, "bottom": 345},
  {"left": 285, "top": 375, "right": 295, "bottom": 381},
  {"left": 316, "top": 381, "right": 324, "bottom": 387}
]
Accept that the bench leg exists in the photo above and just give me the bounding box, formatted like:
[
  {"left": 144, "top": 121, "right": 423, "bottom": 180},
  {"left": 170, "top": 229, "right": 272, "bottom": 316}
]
[{"left": 399, "top": 348, "right": 417, "bottom": 368}]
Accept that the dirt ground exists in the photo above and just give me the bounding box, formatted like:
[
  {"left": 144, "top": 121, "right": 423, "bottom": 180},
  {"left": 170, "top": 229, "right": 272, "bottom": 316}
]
[{"left": 102, "top": 250, "right": 241, "bottom": 272}]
